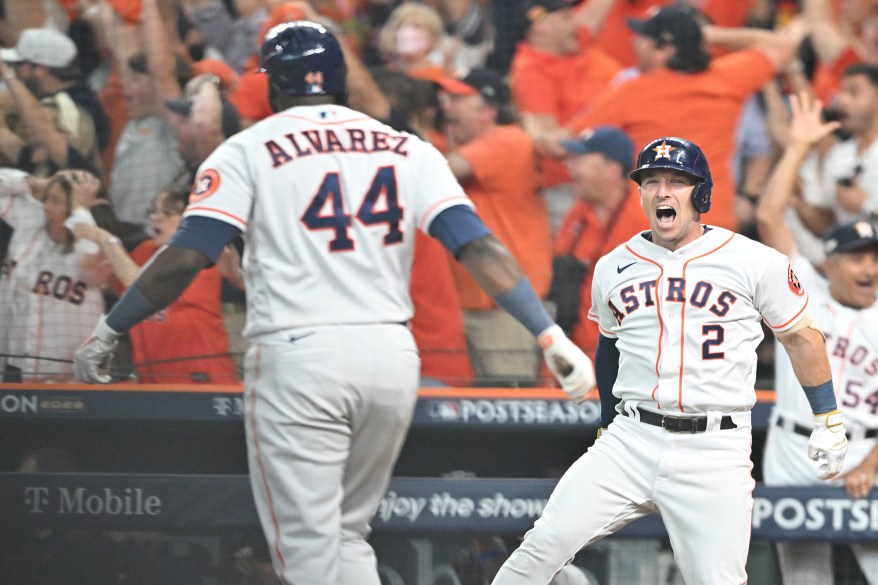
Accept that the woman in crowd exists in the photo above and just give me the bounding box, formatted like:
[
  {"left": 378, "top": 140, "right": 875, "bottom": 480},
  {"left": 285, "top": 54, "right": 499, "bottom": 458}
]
[{"left": 0, "top": 169, "right": 108, "bottom": 382}]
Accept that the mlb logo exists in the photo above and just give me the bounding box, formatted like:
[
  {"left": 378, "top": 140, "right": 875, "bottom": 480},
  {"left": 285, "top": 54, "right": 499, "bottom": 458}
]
[{"left": 429, "top": 401, "right": 461, "bottom": 421}]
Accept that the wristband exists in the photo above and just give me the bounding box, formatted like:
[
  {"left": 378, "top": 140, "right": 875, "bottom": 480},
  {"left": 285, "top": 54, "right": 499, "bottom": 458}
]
[
  {"left": 105, "top": 283, "right": 159, "bottom": 333},
  {"left": 802, "top": 380, "right": 838, "bottom": 415},
  {"left": 495, "top": 277, "right": 554, "bottom": 337}
]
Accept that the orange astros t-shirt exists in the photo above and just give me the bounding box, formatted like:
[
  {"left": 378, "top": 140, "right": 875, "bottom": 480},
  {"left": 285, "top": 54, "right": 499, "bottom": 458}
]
[
  {"left": 510, "top": 41, "right": 622, "bottom": 188},
  {"left": 575, "top": 0, "right": 665, "bottom": 68},
  {"left": 449, "top": 125, "right": 552, "bottom": 309},
  {"left": 127, "top": 240, "right": 238, "bottom": 384},
  {"left": 568, "top": 49, "right": 776, "bottom": 232}
]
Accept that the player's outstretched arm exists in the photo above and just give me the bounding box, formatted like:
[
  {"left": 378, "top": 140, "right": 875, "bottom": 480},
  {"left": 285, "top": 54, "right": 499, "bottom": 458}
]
[
  {"left": 777, "top": 324, "right": 848, "bottom": 479},
  {"left": 756, "top": 91, "right": 839, "bottom": 255},
  {"left": 75, "top": 215, "right": 240, "bottom": 383},
  {"left": 455, "top": 234, "right": 595, "bottom": 400},
  {"left": 74, "top": 245, "right": 212, "bottom": 383}
]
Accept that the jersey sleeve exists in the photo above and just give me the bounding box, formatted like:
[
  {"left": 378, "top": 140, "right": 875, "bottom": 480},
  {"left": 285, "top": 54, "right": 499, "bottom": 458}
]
[
  {"left": 411, "top": 142, "right": 473, "bottom": 233},
  {"left": 182, "top": 138, "right": 254, "bottom": 232},
  {"left": 754, "top": 248, "right": 811, "bottom": 335},
  {"left": 587, "top": 257, "right": 618, "bottom": 339}
]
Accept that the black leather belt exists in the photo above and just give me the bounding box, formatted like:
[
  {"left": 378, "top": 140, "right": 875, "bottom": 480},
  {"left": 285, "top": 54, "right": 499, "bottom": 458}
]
[
  {"left": 775, "top": 414, "right": 878, "bottom": 439},
  {"left": 626, "top": 405, "right": 738, "bottom": 433}
]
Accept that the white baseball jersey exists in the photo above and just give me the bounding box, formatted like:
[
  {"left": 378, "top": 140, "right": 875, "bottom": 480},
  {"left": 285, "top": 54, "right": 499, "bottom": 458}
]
[
  {"left": 773, "top": 254, "right": 878, "bottom": 429},
  {"left": 183, "top": 104, "right": 471, "bottom": 338},
  {"left": 763, "top": 253, "right": 878, "bottom": 585},
  {"left": 0, "top": 183, "right": 104, "bottom": 382},
  {"left": 765, "top": 251, "right": 878, "bottom": 484},
  {"left": 588, "top": 226, "right": 810, "bottom": 414}
]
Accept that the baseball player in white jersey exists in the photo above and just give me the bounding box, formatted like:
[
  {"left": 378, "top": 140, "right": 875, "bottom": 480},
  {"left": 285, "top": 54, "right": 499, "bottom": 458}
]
[
  {"left": 758, "top": 92, "right": 878, "bottom": 584},
  {"left": 0, "top": 169, "right": 105, "bottom": 382},
  {"left": 72, "top": 21, "right": 595, "bottom": 585},
  {"left": 491, "top": 134, "right": 849, "bottom": 585}
]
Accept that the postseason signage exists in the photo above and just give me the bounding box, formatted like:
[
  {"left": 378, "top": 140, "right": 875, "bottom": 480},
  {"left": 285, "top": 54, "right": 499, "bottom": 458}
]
[
  {"left": 1, "top": 473, "right": 877, "bottom": 541},
  {"left": 0, "top": 387, "right": 774, "bottom": 428}
]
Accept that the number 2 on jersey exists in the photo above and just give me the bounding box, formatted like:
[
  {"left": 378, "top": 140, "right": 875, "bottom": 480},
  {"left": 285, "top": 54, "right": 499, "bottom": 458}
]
[
  {"left": 702, "top": 324, "right": 725, "bottom": 359},
  {"left": 301, "top": 166, "right": 403, "bottom": 251}
]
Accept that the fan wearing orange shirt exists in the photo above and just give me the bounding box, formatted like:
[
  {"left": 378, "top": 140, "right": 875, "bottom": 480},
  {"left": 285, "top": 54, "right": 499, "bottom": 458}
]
[
  {"left": 436, "top": 69, "right": 553, "bottom": 385},
  {"left": 76, "top": 184, "right": 237, "bottom": 383},
  {"left": 509, "top": 0, "right": 622, "bottom": 233},
  {"left": 550, "top": 126, "right": 649, "bottom": 360},
  {"left": 566, "top": 6, "right": 799, "bottom": 233}
]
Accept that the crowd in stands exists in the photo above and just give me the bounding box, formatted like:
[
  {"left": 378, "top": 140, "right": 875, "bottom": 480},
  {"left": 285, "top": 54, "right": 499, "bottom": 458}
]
[{"left": 0, "top": 0, "right": 877, "bottom": 390}]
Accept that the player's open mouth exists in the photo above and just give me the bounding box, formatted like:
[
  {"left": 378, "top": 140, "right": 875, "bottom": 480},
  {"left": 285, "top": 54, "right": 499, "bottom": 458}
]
[
  {"left": 855, "top": 279, "right": 875, "bottom": 294},
  {"left": 656, "top": 205, "right": 676, "bottom": 226}
]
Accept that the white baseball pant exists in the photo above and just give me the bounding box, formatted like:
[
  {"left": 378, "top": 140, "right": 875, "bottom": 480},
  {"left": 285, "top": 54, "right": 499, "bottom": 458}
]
[
  {"left": 244, "top": 323, "right": 420, "bottom": 585},
  {"left": 492, "top": 412, "right": 755, "bottom": 585}
]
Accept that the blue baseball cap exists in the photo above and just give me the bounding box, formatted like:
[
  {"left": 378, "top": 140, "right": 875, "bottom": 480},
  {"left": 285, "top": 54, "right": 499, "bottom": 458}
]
[
  {"left": 823, "top": 220, "right": 878, "bottom": 255},
  {"left": 560, "top": 126, "right": 635, "bottom": 173}
]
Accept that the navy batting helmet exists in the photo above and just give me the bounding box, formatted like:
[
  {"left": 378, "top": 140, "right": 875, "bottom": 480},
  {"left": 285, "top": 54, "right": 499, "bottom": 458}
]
[
  {"left": 628, "top": 137, "right": 713, "bottom": 213},
  {"left": 260, "top": 21, "right": 347, "bottom": 98}
]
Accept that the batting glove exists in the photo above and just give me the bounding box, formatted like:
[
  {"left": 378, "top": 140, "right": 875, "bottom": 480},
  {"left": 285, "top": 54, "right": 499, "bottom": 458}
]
[
  {"left": 538, "top": 325, "right": 596, "bottom": 403},
  {"left": 74, "top": 315, "right": 122, "bottom": 383},
  {"left": 808, "top": 409, "right": 848, "bottom": 480}
]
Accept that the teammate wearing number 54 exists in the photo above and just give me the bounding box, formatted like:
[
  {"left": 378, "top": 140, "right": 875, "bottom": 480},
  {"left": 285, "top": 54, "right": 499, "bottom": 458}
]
[
  {"left": 491, "top": 136, "right": 848, "bottom": 585},
  {"left": 757, "top": 92, "right": 878, "bottom": 585},
  {"left": 73, "top": 21, "right": 594, "bottom": 585}
]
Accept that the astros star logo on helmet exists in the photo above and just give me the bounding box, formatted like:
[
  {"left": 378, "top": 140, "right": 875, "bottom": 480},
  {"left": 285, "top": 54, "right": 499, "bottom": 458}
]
[{"left": 652, "top": 141, "right": 676, "bottom": 160}]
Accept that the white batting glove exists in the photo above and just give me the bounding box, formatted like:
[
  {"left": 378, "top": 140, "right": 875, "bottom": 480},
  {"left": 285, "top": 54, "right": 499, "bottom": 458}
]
[
  {"left": 538, "top": 325, "right": 596, "bottom": 403},
  {"left": 808, "top": 409, "right": 848, "bottom": 480},
  {"left": 74, "top": 315, "right": 122, "bottom": 383}
]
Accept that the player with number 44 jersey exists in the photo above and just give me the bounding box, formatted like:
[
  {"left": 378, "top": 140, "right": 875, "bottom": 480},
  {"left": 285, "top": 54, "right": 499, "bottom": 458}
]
[{"left": 74, "top": 21, "right": 594, "bottom": 585}]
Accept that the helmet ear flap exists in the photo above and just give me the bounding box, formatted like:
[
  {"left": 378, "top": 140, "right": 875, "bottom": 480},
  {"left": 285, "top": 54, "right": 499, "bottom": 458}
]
[{"left": 691, "top": 182, "right": 711, "bottom": 214}]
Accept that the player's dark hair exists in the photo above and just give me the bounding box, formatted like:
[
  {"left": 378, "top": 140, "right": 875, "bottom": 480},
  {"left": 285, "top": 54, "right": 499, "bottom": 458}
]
[{"left": 843, "top": 62, "right": 878, "bottom": 87}]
